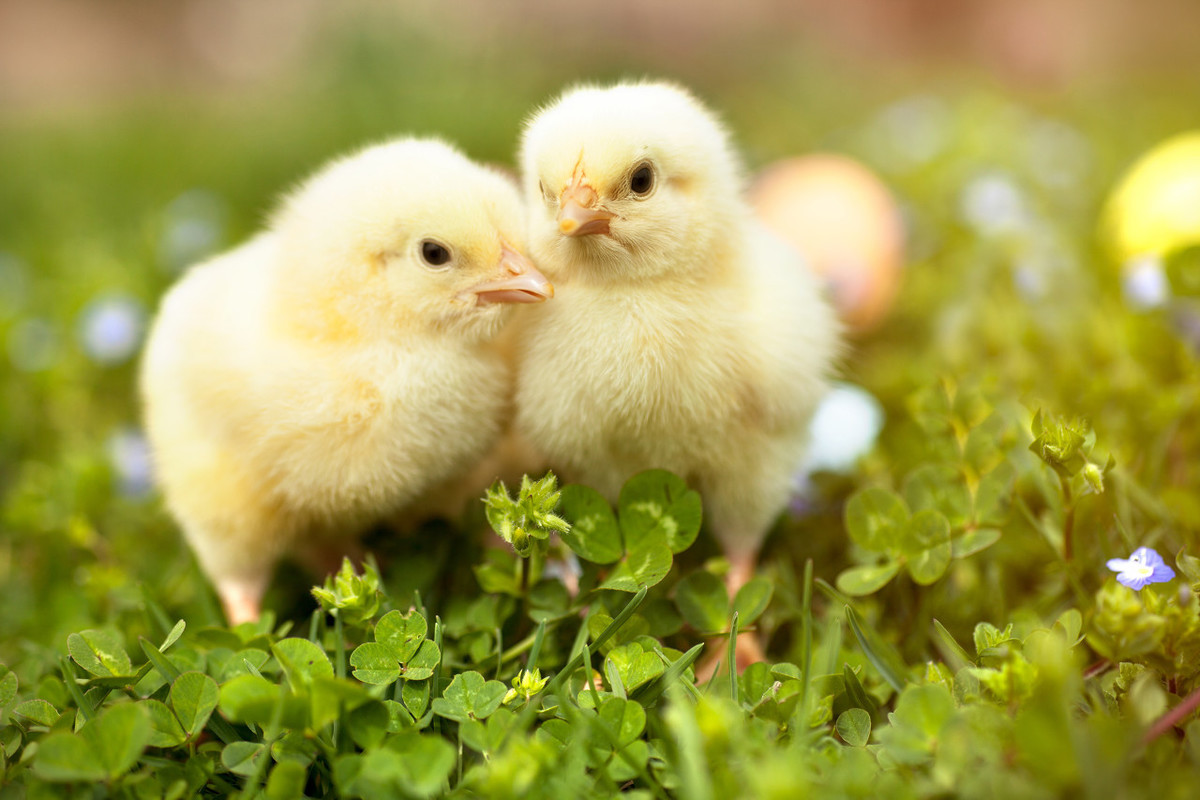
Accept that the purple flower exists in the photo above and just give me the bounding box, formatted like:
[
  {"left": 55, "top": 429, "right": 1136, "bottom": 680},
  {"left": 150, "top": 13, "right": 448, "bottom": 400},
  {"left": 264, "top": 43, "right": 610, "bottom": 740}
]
[{"left": 1106, "top": 547, "right": 1175, "bottom": 591}]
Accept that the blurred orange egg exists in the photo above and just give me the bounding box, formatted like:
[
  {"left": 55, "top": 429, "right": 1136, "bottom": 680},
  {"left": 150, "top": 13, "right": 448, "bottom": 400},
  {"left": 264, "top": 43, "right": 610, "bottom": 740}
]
[{"left": 749, "top": 154, "right": 905, "bottom": 332}]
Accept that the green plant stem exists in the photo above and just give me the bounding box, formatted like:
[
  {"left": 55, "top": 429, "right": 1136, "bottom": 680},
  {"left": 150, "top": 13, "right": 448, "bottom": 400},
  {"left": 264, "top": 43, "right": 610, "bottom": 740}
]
[
  {"left": 334, "top": 613, "right": 346, "bottom": 680},
  {"left": 1060, "top": 474, "right": 1075, "bottom": 562},
  {"left": 799, "top": 559, "right": 814, "bottom": 724}
]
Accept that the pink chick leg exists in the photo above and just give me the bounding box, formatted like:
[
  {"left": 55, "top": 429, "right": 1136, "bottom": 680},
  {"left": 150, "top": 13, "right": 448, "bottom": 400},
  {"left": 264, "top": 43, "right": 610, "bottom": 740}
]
[{"left": 216, "top": 574, "right": 270, "bottom": 626}]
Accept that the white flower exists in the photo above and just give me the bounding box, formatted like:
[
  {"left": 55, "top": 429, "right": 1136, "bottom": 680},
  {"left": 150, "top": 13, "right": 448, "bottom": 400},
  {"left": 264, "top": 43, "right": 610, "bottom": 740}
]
[{"left": 802, "top": 384, "right": 884, "bottom": 475}]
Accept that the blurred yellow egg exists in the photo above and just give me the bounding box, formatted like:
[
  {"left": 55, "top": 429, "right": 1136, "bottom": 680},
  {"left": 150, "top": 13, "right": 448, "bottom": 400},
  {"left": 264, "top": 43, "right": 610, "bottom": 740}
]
[
  {"left": 1104, "top": 131, "right": 1200, "bottom": 264},
  {"left": 749, "top": 154, "right": 905, "bottom": 332}
]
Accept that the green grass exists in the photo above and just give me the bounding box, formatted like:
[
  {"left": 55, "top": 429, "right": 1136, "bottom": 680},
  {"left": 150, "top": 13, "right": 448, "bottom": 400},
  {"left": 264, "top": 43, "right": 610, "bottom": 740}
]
[{"left": 3, "top": 26, "right": 1200, "bottom": 798}]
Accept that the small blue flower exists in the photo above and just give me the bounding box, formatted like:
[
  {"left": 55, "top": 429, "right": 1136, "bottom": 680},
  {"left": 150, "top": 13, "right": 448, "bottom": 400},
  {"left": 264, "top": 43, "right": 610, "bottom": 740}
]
[
  {"left": 107, "top": 427, "right": 154, "bottom": 498},
  {"left": 1106, "top": 547, "right": 1175, "bottom": 591},
  {"left": 79, "top": 294, "right": 146, "bottom": 366}
]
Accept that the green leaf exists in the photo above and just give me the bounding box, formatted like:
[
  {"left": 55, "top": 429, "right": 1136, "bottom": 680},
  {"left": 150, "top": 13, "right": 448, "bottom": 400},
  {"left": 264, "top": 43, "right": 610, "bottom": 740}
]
[
  {"left": 836, "top": 708, "right": 872, "bottom": 747},
  {"left": 836, "top": 562, "right": 901, "bottom": 596},
  {"left": 845, "top": 487, "right": 910, "bottom": 552},
  {"left": 270, "top": 730, "right": 317, "bottom": 768},
  {"left": 842, "top": 664, "right": 878, "bottom": 715},
  {"left": 903, "top": 465, "right": 971, "bottom": 529},
  {"left": 597, "top": 696, "right": 646, "bottom": 747},
  {"left": 14, "top": 699, "right": 61, "bottom": 727},
  {"left": 309, "top": 677, "right": 373, "bottom": 731},
  {"left": 618, "top": 470, "right": 702, "bottom": 554},
  {"left": 160, "top": 620, "right": 186, "bottom": 652},
  {"left": 350, "top": 642, "right": 401, "bottom": 686},
  {"left": 605, "top": 642, "right": 665, "bottom": 692},
  {"left": 1054, "top": 609, "right": 1084, "bottom": 646},
  {"left": 473, "top": 555, "right": 522, "bottom": 596},
  {"left": 273, "top": 638, "right": 334, "bottom": 686},
  {"left": 375, "top": 610, "right": 427, "bottom": 663},
  {"left": 219, "top": 648, "right": 271, "bottom": 682},
  {"left": 144, "top": 698, "right": 187, "bottom": 748},
  {"left": 222, "top": 740, "right": 268, "bottom": 777},
  {"left": 560, "top": 484, "right": 624, "bottom": 564},
  {"left": 346, "top": 700, "right": 390, "bottom": 749},
  {"left": 311, "top": 558, "right": 382, "bottom": 626},
  {"left": 972, "top": 622, "right": 1017, "bottom": 658},
  {"left": 402, "top": 679, "right": 430, "bottom": 718},
  {"left": 905, "top": 510, "right": 952, "bottom": 584},
  {"left": 431, "top": 671, "right": 507, "bottom": 722},
  {"left": 874, "top": 682, "right": 956, "bottom": 767},
  {"left": 600, "top": 543, "right": 673, "bottom": 592},
  {"left": 732, "top": 577, "right": 774, "bottom": 627},
  {"left": 951, "top": 527, "right": 1001, "bottom": 558},
  {"left": 219, "top": 674, "right": 281, "bottom": 725},
  {"left": 32, "top": 731, "right": 106, "bottom": 782},
  {"left": 170, "top": 672, "right": 219, "bottom": 739},
  {"left": 0, "top": 667, "right": 16, "bottom": 710},
  {"left": 890, "top": 682, "right": 955, "bottom": 739},
  {"left": 973, "top": 463, "right": 1014, "bottom": 525},
  {"left": 67, "top": 629, "right": 133, "bottom": 677},
  {"left": 266, "top": 761, "right": 309, "bottom": 800},
  {"left": 383, "top": 699, "right": 415, "bottom": 732},
  {"left": 674, "top": 571, "right": 729, "bottom": 633},
  {"left": 401, "top": 640, "right": 440, "bottom": 682},
  {"left": 79, "top": 702, "right": 151, "bottom": 779},
  {"left": 460, "top": 708, "right": 514, "bottom": 756},
  {"left": 1177, "top": 548, "right": 1200, "bottom": 586},
  {"left": 335, "top": 732, "right": 455, "bottom": 799}
]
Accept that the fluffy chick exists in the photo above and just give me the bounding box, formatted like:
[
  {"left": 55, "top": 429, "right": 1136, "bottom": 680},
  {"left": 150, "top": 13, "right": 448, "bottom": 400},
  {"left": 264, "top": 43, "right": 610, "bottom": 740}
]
[
  {"left": 141, "top": 139, "right": 552, "bottom": 624},
  {"left": 516, "top": 82, "right": 838, "bottom": 633}
]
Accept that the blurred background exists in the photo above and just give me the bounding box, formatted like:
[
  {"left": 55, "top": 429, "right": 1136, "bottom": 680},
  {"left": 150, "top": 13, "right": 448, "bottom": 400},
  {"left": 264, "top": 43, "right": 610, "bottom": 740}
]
[{"left": 3, "top": 0, "right": 1200, "bottom": 661}]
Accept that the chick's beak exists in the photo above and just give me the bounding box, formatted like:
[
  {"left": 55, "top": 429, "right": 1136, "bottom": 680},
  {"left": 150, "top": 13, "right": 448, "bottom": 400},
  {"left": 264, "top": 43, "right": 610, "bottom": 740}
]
[
  {"left": 558, "top": 178, "right": 614, "bottom": 237},
  {"left": 466, "top": 243, "right": 554, "bottom": 305}
]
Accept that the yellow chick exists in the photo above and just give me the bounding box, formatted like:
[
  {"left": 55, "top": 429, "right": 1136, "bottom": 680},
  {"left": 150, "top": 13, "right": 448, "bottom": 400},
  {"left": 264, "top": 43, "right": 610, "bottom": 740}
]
[
  {"left": 141, "top": 139, "right": 552, "bottom": 624},
  {"left": 516, "top": 82, "right": 839, "bottom": 637}
]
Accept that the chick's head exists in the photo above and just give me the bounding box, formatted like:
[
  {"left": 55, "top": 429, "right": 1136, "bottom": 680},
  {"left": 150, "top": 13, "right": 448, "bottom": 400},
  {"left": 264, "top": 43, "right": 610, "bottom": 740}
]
[
  {"left": 273, "top": 138, "right": 551, "bottom": 344},
  {"left": 520, "top": 81, "right": 744, "bottom": 283}
]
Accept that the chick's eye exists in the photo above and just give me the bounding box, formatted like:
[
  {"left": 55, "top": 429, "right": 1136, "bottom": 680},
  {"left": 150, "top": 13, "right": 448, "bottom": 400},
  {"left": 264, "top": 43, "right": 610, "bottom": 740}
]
[
  {"left": 630, "top": 165, "right": 654, "bottom": 196},
  {"left": 420, "top": 240, "right": 451, "bottom": 267}
]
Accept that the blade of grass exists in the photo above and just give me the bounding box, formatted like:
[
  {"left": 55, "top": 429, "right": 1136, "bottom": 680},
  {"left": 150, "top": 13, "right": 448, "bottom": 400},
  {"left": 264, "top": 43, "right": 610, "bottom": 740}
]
[
  {"left": 799, "top": 559, "right": 814, "bottom": 722},
  {"left": 308, "top": 609, "right": 321, "bottom": 644},
  {"left": 932, "top": 619, "right": 974, "bottom": 671},
  {"left": 546, "top": 586, "right": 648, "bottom": 696},
  {"left": 638, "top": 644, "right": 704, "bottom": 704},
  {"left": 845, "top": 606, "right": 906, "bottom": 693},
  {"left": 59, "top": 658, "right": 95, "bottom": 723},
  {"left": 334, "top": 613, "right": 346, "bottom": 680},
  {"left": 140, "top": 637, "right": 181, "bottom": 683},
  {"left": 433, "top": 616, "right": 444, "bottom": 737},
  {"left": 728, "top": 612, "right": 740, "bottom": 705},
  {"left": 605, "top": 658, "right": 627, "bottom": 700},
  {"left": 527, "top": 620, "right": 547, "bottom": 670},
  {"left": 582, "top": 643, "right": 600, "bottom": 708}
]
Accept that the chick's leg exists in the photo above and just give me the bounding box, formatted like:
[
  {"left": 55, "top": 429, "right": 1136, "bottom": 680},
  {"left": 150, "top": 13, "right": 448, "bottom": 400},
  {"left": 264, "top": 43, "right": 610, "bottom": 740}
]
[
  {"left": 700, "top": 456, "right": 796, "bottom": 672},
  {"left": 215, "top": 573, "right": 271, "bottom": 626},
  {"left": 178, "top": 503, "right": 287, "bottom": 627}
]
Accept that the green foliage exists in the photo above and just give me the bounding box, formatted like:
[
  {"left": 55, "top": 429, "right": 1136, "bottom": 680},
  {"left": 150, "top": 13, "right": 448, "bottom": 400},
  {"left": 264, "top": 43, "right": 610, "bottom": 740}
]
[
  {"left": 5, "top": 38, "right": 1200, "bottom": 797},
  {"left": 484, "top": 473, "right": 572, "bottom": 558},
  {"left": 836, "top": 383, "right": 1018, "bottom": 596},
  {"left": 311, "top": 558, "right": 383, "bottom": 627}
]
